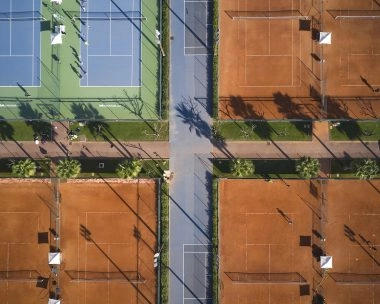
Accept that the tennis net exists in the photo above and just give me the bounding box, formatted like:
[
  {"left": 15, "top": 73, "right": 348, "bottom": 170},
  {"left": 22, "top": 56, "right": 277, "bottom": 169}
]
[
  {"left": 225, "top": 272, "right": 307, "bottom": 284},
  {"left": 0, "top": 270, "right": 41, "bottom": 281},
  {"left": 0, "top": 11, "right": 46, "bottom": 21},
  {"left": 330, "top": 273, "right": 380, "bottom": 284},
  {"left": 226, "top": 10, "right": 310, "bottom": 20},
  {"left": 70, "top": 11, "right": 146, "bottom": 21},
  {"left": 328, "top": 9, "right": 380, "bottom": 19},
  {"left": 65, "top": 270, "right": 146, "bottom": 283}
]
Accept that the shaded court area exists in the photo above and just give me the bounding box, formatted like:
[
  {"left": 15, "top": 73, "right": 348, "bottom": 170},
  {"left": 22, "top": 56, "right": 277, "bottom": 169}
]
[
  {"left": 59, "top": 180, "right": 157, "bottom": 304},
  {"left": 219, "top": 179, "right": 319, "bottom": 304},
  {"left": 322, "top": 180, "right": 380, "bottom": 303},
  {"left": 0, "top": 181, "right": 53, "bottom": 303},
  {"left": 218, "top": 0, "right": 322, "bottom": 120}
]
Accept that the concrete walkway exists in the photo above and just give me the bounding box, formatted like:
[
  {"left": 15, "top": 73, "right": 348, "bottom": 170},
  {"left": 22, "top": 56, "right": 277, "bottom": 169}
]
[
  {"left": 168, "top": 0, "right": 214, "bottom": 302},
  {"left": 213, "top": 122, "right": 380, "bottom": 159}
]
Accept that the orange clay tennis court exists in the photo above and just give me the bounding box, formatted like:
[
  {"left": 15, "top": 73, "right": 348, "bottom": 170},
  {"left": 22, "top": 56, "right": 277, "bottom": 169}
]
[
  {"left": 219, "top": 179, "right": 321, "bottom": 304},
  {"left": 219, "top": 0, "right": 322, "bottom": 120},
  {"left": 59, "top": 180, "right": 157, "bottom": 304},
  {"left": 218, "top": 0, "right": 380, "bottom": 120},
  {"left": 219, "top": 179, "right": 380, "bottom": 303},
  {"left": 324, "top": 0, "right": 380, "bottom": 119},
  {"left": 322, "top": 180, "right": 380, "bottom": 303},
  {"left": 0, "top": 181, "right": 52, "bottom": 304}
]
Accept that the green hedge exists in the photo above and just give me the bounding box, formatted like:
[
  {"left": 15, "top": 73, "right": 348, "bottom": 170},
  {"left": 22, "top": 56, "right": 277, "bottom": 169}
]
[
  {"left": 212, "top": 179, "right": 219, "bottom": 304},
  {"left": 161, "top": 0, "right": 170, "bottom": 119},
  {"left": 160, "top": 182, "right": 169, "bottom": 304}
]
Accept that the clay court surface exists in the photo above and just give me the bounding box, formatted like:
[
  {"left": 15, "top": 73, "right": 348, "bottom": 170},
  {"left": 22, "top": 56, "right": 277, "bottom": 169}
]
[
  {"left": 219, "top": 179, "right": 318, "bottom": 304},
  {"left": 219, "top": 179, "right": 380, "bottom": 303},
  {"left": 0, "top": 181, "right": 52, "bottom": 304},
  {"left": 218, "top": 0, "right": 380, "bottom": 119},
  {"left": 60, "top": 180, "right": 157, "bottom": 304},
  {"left": 323, "top": 180, "right": 380, "bottom": 303}
]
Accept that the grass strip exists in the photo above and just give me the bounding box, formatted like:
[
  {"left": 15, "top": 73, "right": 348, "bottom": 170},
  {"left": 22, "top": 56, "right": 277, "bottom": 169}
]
[
  {"left": 161, "top": 0, "right": 170, "bottom": 119},
  {"left": 69, "top": 121, "right": 169, "bottom": 141},
  {"left": 330, "top": 121, "right": 380, "bottom": 141},
  {"left": 212, "top": 179, "right": 219, "bottom": 304},
  {"left": 77, "top": 158, "right": 168, "bottom": 179},
  {"left": 218, "top": 121, "right": 312, "bottom": 141},
  {"left": 213, "top": 159, "right": 298, "bottom": 178},
  {"left": 330, "top": 158, "right": 380, "bottom": 179},
  {"left": 0, "top": 158, "right": 51, "bottom": 178},
  {"left": 160, "top": 182, "right": 169, "bottom": 304}
]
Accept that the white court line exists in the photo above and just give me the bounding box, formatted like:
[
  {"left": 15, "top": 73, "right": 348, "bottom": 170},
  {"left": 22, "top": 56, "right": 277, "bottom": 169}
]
[
  {"left": 84, "top": 211, "right": 129, "bottom": 214},
  {"left": 246, "top": 54, "right": 292, "bottom": 57},
  {"left": 0, "top": 242, "right": 33, "bottom": 245},
  {"left": 341, "top": 84, "right": 380, "bottom": 87},
  {"left": 240, "top": 84, "right": 300, "bottom": 88},
  {"left": 184, "top": 46, "right": 207, "bottom": 49},
  {"left": 0, "top": 54, "right": 33, "bottom": 57},
  {"left": 351, "top": 53, "right": 380, "bottom": 56},
  {"left": 351, "top": 213, "right": 380, "bottom": 216},
  {"left": 131, "top": 0, "right": 135, "bottom": 86},
  {"left": 80, "top": 85, "right": 141, "bottom": 88}
]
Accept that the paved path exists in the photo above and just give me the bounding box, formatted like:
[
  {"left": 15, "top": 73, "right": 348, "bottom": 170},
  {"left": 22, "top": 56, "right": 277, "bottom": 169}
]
[
  {"left": 213, "top": 122, "right": 380, "bottom": 159},
  {"left": 168, "top": 0, "right": 214, "bottom": 303}
]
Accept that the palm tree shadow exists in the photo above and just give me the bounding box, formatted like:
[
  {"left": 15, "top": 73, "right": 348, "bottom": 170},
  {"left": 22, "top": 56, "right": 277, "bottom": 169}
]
[{"left": 175, "top": 98, "right": 211, "bottom": 138}]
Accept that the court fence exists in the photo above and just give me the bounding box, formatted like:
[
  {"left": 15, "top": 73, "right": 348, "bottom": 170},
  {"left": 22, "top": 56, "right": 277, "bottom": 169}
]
[
  {"left": 0, "top": 11, "right": 46, "bottom": 21},
  {"left": 330, "top": 273, "right": 380, "bottom": 284},
  {"left": 68, "top": 11, "right": 146, "bottom": 21},
  {"left": 226, "top": 10, "right": 310, "bottom": 20},
  {"left": 0, "top": 270, "right": 41, "bottom": 281},
  {"left": 225, "top": 272, "right": 307, "bottom": 284},
  {"left": 65, "top": 270, "right": 145, "bottom": 283},
  {"left": 327, "top": 9, "right": 380, "bottom": 19}
]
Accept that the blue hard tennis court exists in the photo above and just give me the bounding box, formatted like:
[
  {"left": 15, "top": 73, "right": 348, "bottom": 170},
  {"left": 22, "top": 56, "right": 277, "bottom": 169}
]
[
  {"left": 0, "top": 0, "right": 41, "bottom": 86},
  {"left": 80, "top": 0, "right": 142, "bottom": 87}
]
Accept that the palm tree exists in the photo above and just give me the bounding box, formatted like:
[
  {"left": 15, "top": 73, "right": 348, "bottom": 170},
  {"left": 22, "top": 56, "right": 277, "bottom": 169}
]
[
  {"left": 56, "top": 158, "right": 81, "bottom": 179},
  {"left": 116, "top": 159, "right": 143, "bottom": 179},
  {"left": 231, "top": 159, "right": 255, "bottom": 177},
  {"left": 12, "top": 159, "right": 36, "bottom": 177},
  {"left": 353, "top": 159, "right": 379, "bottom": 180},
  {"left": 296, "top": 157, "right": 320, "bottom": 179}
]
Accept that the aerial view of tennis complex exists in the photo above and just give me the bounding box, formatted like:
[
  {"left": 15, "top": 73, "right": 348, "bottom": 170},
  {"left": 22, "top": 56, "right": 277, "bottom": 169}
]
[{"left": 0, "top": 0, "right": 379, "bottom": 303}]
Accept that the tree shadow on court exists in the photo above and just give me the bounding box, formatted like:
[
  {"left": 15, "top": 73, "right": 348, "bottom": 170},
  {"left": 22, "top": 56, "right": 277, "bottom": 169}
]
[
  {"left": 326, "top": 96, "right": 351, "bottom": 119},
  {"left": 79, "top": 224, "right": 153, "bottom": 304},
  {"left": 223, "top": 96, "right": 261, "bottom": 119},
  {"left": 0, "top": 117, "right": 15, "bottom": 140},
  {"left": 273, "top": 92, "right": 315, "bottom": 136},
  {"left": 343, "top": 224, "right": 380, "bottom": 266},
  {"left": 175, "top": 98, "right": 211, "bottom": 139},
  {"left": 116, "top": 90, "right": 160, "bottom": 133},
  {"left": 18, "top": 102, "right": 43, "bottom": 120}
]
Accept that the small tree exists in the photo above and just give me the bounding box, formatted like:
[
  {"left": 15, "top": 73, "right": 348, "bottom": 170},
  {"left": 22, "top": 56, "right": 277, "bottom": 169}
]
[
  {"left": 353, "top": 159, "right": 379, "bottom": 180},
  {"left": 231, "top": 159, "right": 255, "bottom": 177},
  {"left": 116, "top": 159, "right": 143, "bottom": 179},
  {"left": 56, "top": 158, "right": 81, "bottom": 179},
  {"left": 296, "top": 157, "right": 320, "bottom": 179},
  {"left": 12, "top": 159, "right": 36, "bottom": 177}
]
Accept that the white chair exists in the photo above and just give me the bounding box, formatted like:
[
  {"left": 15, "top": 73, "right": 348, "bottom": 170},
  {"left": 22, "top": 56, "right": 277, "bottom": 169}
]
[{"left": 51, "top": 0, "right": 63, "bottom": 4}]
